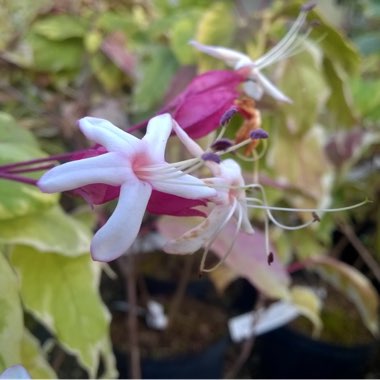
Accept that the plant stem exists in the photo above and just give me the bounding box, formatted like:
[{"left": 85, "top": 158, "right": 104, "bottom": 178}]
[
  {"left": 224, "top": 295, "right": 266, "bottom": 379},
  {"left": 0, "top": 172, "right": 38, "bottom": 185},
  {"left": 118, "top": 255, "right": 142, "bottom": 379},
  {"left": 168, "top": 255, "right": 195, "bottom": 324},
  {"left": 338, "top": 221, "right": 380, "bottom": 283}
]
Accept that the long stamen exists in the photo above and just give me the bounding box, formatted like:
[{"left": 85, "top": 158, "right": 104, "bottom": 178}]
[
  {"left": 199, "top": 199, "right": 237, "bottom": 272},
  {"left": 255, "top": 7, "right": 311, "bottom": 69},
  {"left": 201, "top": 201, "right": 243, "bottom": 273}
]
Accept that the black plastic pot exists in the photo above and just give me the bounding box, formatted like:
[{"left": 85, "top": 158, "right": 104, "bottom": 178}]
[
  {"left": 115, "top": 336, "right": 229, "bottom": 379},
  {"left": 255, "top": 326, "right": 376, "bottom": 379}
]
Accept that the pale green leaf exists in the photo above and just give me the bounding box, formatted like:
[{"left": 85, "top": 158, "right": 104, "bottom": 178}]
[
  {"left": 323, "top": 57, "right": 357, "bottom": 128},
  {"left": 11, "top": 246, "right": 117, "bottom": 378},
  {"left": 278, "top": 42, "right": 330, "bottom": 134},
  {"left": 170, "top": 11, "right": 201, "bottom": 65},
  {"left": 195, "top": 2, "right": 235, "bottom": 72},
  {"left": 0, "top": 112, "right": 38, "bottom": 147},
  {"left": 290, "top": 285, "right": 322, "bottom": 335},
  {"left": 0, "top": 206, "right": 91, "bottom": 256},
  {"left": 0, "top": 252, "right": 23, "bottom": 372},
  {"left": 90, "top": 53, "right": 125, "bottom": 92},
  {"left": 21, "top": 330, "right": 56, "bottom": 379},
  {"left": 0, "top": 143, "right": 58, "bottom": 220},
  {"left": 133, "top": 47, "right": 178, "bottom": 112},
  {"left": 27, "top": 33, "right": 84, "bottom": 72},
  {"left": 310, "top": 256, "right": 379, "bottom": 336},
  {"left": 33, "top": 15, "right": 87, "bottom": 40},
  {"left": 267, "top": 124, "right": 334, "bottom": 210}
]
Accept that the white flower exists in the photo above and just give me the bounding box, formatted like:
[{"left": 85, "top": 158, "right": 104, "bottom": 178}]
[
  {"left": 38, "top": 114, "right": 216, "bottom": 262},
  {"left": 163, "top": 121, "right": 254, "bottom": 265},
  {"left": 190, "top": 4, "right": 314, "bottom": 103}
]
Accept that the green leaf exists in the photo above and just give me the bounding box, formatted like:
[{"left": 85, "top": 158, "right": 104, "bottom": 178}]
[
  {"left": 290, "top": 285, "right": 322, "bottom": 335},
  {"left": 0, "top": 252, "right": 23, "bottom": 371},
  {"left": 90, "top": 53, "right": 125, "bottom": 92},
  {"left": 133, "top": 47, "right": 178, "bottom": 112},
  {"left": 0, "top": 206, "right": 91, "bottom": 256},
  {"left": 27, "top": 33, "right": 84, "bottom": 72},
  {"left": 195, "top": 2, "right": 235, "bottom": 72},
  {"left": 21, "top": 330, "right": 56, "bottom": 379},
  {"left": 0, "top": 115, "right": 53, "bottom": 222},
  {"left": 323, "top": 57, "right": 357, "bottom": 128},
  {"left": 351, "top": 77, "right": 380, "bottom": 121},
  {"left": 309, "top": 256, "right": 379, "bottom": 336},
  {"left": 11, "top": 246, "right": 117, "bottom": 378},
  {"left": 33, "top": 15, "right": 87, "bottom": 40},
  {"left": 278, "top": 42, "right": 330, "bottom": 134},
  {"left": 267, "top": 124, "right": 334, "bottom": 210},
  {"left": 0, "top": 0, "right": 50, "bottom": 50},
  {"left": 0, "top": 112, "right": 38, "bottom": 147},
  {"left": 170, "top": 11, "right": 201, "bottom": 65}
]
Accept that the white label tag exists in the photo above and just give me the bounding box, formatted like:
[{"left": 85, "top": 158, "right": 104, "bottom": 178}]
[
  {"left": 145, "top": 300, "right": 168, "bottom": 330},
  {"left": 228, "top": 301, "right": 299, "bottom": 342}
]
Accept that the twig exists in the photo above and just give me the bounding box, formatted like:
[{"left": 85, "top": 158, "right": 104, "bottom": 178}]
[
  {"left": 168, "top": 255, "right": 195, "bottom": 324},
  {"left": 224, "top": 295, "right": 266, "bottom": 379},
  {"left": 117, "top": 255, "right": 141, "bottom": 379},
  {"left": 338, "top": 221, "right": 380, "bottom": 283}
]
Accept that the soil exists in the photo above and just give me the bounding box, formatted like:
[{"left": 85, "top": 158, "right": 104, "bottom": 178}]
[{"left": 111, "top": 295, "right": 227, "bottom": 359}]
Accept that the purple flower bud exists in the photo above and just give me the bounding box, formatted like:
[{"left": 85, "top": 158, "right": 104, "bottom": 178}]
[
  {"left": 201, "top": 152, "right": 221, "bottom": 164},
  {"left": 301, "top": 1, "right": 316, "bottom": 12},
  {"left": 211, "top": 138, "right": 234, "bottom": 151},
  {"left": 220, "top": 106, "right": 238, "bottom": 126},
  {"left": 250, "top": 129, "right": 269, "bottom": 140}
]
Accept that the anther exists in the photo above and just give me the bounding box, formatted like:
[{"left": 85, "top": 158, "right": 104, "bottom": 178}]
[
  {"left": 301, "top": 1, "right": 316, "bottom": 12},
  {"left": 220, "top": 106, "right": 238, "bottom": 126},
  {"left": 250, "top": 129, "right": 269, "bottom": 140},
  {"left": 312, "top": 212, "right": 320, "bottom": 222},
  {"left": 268, "top": 252, "right": 274, "bottom": 265},
  {"left": 201, "top": 152, "right": 221, "bottom": 164},
  {"left": 211, "top": 138, "right": 234, "bottom": 152}
]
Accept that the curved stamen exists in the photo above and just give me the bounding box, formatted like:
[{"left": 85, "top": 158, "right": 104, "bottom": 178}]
[
  {"left": 199, "top": 198, "right": 237, "bottom": 272},
  {"left": 201, "top": 200, "right": 244, "bottom": 273}
]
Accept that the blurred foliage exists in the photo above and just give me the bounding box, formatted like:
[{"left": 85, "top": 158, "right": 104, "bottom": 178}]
[{"left": 0, "top": 0, "right": 380, "bottom": 377}]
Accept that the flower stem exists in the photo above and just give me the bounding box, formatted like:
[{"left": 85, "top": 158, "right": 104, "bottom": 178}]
[{"left": 0, "top": 172, "right": 38, "bottom": 186}]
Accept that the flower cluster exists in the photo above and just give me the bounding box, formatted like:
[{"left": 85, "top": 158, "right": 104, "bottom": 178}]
[{"left": 0, "top": 3, "right": 365, "bottom": 268}]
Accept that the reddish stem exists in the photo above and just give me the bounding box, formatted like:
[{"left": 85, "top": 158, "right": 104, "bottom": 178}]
[
  {"left": 7, "top": 163, "right": 56, "bottom": 174},
  {"left": 0, "top": 172, "right": 38, "bottom": 186},
  {"left": 0, "top": 149, "right": 89, "bottom": 171}
]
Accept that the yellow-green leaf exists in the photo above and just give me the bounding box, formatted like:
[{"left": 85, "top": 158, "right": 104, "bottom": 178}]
[
  {"left": 0, "top": 252, "right": 23, "bottom": 371},
  {"left": 21, "top": 330, "right": 56, "bottom": 379},
  {"left": 0, "top": 206, "right": 91, "bottom": 256},
  {"left": 195, "top": 2, "right": 235, "bottom": 72},
  {"left": 11, "top": 246, "right": 117, "bottom": 378},
  {"left": 310, "top": 256, "right": 379, "bottom": 336}
]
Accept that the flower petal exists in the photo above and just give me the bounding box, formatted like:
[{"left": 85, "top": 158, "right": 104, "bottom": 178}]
[
  {"left": 79, "top": 117, "right": 140, "bottom": 154},
  {"left": 253, "top": 70, "right": 292, "bottom": 103},
  {"left": 142, "top": 113, "right": 173, "bottom": 162},
  {"left": 91, "top": 180, "right": 152, "bottom": 261},
  {"left": 0, "top": 365, "right": 31, "bottom": 379},
  {"left": 149, "top": 168, "right": 216, "bottom": 199},
  {"left": 38, "top": 152, "right": 131, "bottom": 193},
  {"left": 162, "top": 205, "right": 231, "bottom": 254},
  {"left": 189, "top": 40, "right": 250, "bottom": 68}
]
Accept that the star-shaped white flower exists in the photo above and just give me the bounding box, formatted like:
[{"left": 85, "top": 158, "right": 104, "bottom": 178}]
[
  {"left": 190, "top": 4, "right": 314, "bottom": 103},
  {"left": 38, "top": 114, "right": 216, "bottom": 262}
]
